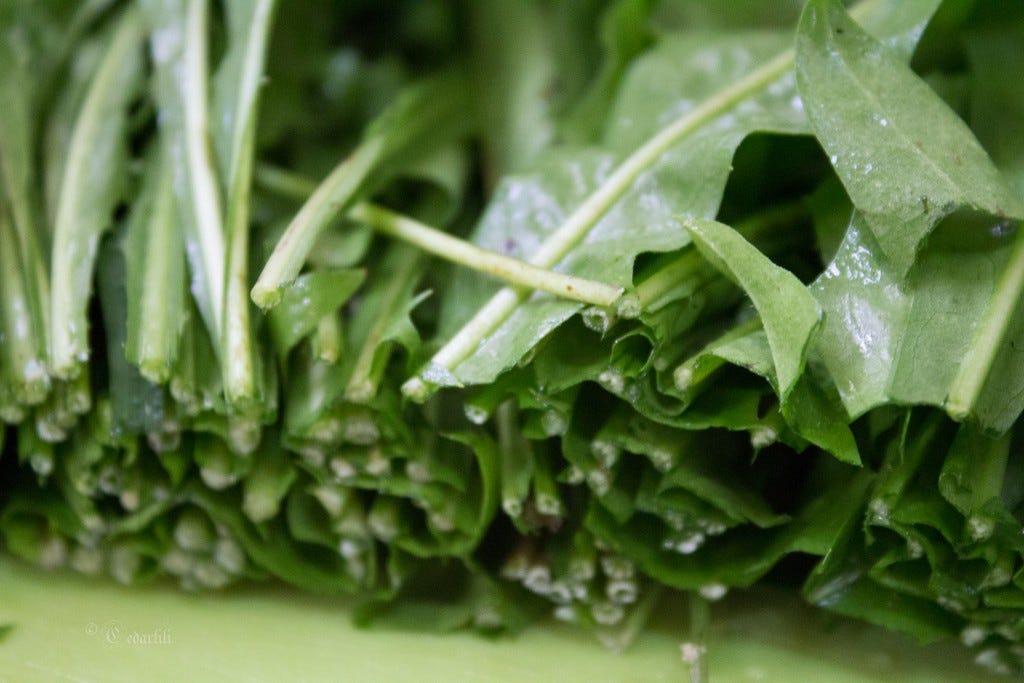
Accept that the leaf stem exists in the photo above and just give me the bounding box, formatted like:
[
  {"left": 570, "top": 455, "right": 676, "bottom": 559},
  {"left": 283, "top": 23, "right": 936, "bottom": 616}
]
[
  {"left": 349, "top": 203, "right": 623, "bottom": 307},
  {"left": 130, "top": 162, "right": 182, "bottom": 383},
  {"left": 146, "top": 0, "right": 227, "bottom": 348},
  {"left": 312, "top": 314, "right": 343, "bottom": 364},
  {"left": 947, "top": 223, "right": 1024, "bottom": 420},
  {"left": 402, "top": 49, "right": 795, "bottom": 400},
  {"left": 250, "top": 73, "right": 470, "bottom": 310},
  {"left": 181, "top": 0, "right": 226, "bottom": 343},
  {"left": 0, "top": 213, "right": 50, "bottom": 405},
  {"left": 49, "top": 8, "right": 142, "bottom": 378},
  {"left": 219, "top": 0, "right": 277, "bottom": 411},
  {"left": 251, "top": 140, "right": 384, "bottom": 310},
  {"left": 344, "top": 247, "right": 423, "bottom": 403},
  {"left": 221, "top": 132, "right": 258, "bottom": 408},
  {"left": 255, "top": 164, "right": 623, "bottom": 307}
]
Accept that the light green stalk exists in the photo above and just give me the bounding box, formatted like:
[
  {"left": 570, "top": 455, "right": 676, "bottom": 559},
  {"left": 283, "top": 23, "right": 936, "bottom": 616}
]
[
  {"left": 251, "top": 139, "right": 384, "bottom": 309},
  {"left": 947, "top": 224, "right": 1024, "bottom": 420},
  {"left": 350, "top": 203, "right": 622, "bottom": 307},
  {"left": 255, "top": 164, "right": 622, "bottom": 306},
  {"left": 401, "top": 49, "right": 795, "bottom": 401},
  {"left": 250, "top": 73, "right": 470, "bottom": 308},
  {"left": 144, "top": 0, "right": 227, "bottom": 349},
  {"left": 49, "top": 8, "right": 143, "bottom": 378},
  {"left": 216, "top": 0, "right": 277, "bottom": 410},
  {"left": 343, "top": 247, "right": 423, "bottom": 403},
  {"left": 0, "top": 211, "right": 49, "bottom": 404},
  {"left": 0, "top": 69, "right": 51, "bottom": 390},
  {"left": 312, "top": 314, "right": 344, "bottom": 364},
  {"left": 124, "top": 157, "right": 185, "bottom": 383}
]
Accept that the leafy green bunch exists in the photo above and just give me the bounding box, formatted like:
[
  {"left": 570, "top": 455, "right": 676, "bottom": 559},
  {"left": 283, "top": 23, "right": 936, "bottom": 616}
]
[{"left": 2, "top": 0, "right": 1024, "bottom": 676}]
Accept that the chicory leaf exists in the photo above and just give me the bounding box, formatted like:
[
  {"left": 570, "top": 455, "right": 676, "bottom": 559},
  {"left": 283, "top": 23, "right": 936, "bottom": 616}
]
[
  {"left": 795, "top": 0, "right": 1023, "bottom": 276},
  {"left": 812, "top": 211, "right": 1024, "bottom": 432},
  {"left": 267, "top": 269, "right": 365, "bottom": 359},
  {"left": 123, "top": 152, "right": 187, "bottom": 384},
  {"left": 683, "top": 217, "right": 822, "bottom": 399},
  {"left": 251, "top": 72, "right": 470, "bottom": 308},
  {"left": 48, "top": 8, "right": 143, "bottom": 379},
  {"left": 212, "top": 0, "right": 277, "bottom": 411}
]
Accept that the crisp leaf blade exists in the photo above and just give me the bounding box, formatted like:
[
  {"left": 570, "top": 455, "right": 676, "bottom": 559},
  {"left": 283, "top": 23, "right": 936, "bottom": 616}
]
[{"left": 795, "top": 0, "right": 1023, "bottom": 275}]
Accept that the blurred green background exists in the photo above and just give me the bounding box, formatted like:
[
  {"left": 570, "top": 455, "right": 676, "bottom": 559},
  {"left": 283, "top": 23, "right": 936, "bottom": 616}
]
[{"left": 0, "top": 558, "right": 1000, "bottom": 683}]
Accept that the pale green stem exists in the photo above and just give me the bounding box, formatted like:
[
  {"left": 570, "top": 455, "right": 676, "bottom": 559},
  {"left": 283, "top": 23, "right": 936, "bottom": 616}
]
[
  {"left": 255, "top": 164, "right": 623, "bottom": 306},
  {"left": 0, "top": 31, "right": 52, "bottom": 374},
  {"left": 947, "top": 224, "right": 1024, "bottom": 420},
  {"left": 349, "top": 203, "right": 623, "bottom": 307},
  {"left": 181, "top": 0, "right": 227, "bottom": 343},
  {"left": 0, "top": 213, "right": 50, "bottom": 404},
  {"left": 0, "top": 148, "right": 50, "bottom": 377},
  {"left": 251, "top": 73, "right": 467, "bottom": 308},
  {"left": 220, "top": 0, "right": 276, "bottom": 410},
  {"left": 251, "top": 138, "right": 384, "bottom": 308},
  {"left": 136, "top": 167, "right": 179, "bottom": 383},
  {"left": 344, "top": 250, "right": 422, "bottom": 403},
  {"left": 221, "top": 129, "right": 258, "bottom": 408},
  {"left": 49, "top": 9, "right": 142, "bottom": 378},
  {"left": 312, "top": 314, "right": 343, "bottom": 364},
  {"left": 218, "top": 0, "right": 276, "bottom": 185},
  {"left": 402, "top": 50, "right": 795, "bottom": 400}
]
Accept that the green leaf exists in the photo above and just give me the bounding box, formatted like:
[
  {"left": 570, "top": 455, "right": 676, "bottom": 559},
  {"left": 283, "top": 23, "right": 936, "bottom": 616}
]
[
  {"left": 404, "top": 30, "right": 809, "bottom": 400},
  {"left": 0, "top": 13, "right": 51, "bottom": 392},
  {"left": 588, "top": 462, "right": 870, "bottom": 590},
  {"left": 407, "top": 5, "right": 946, "bottom": 401},
  {"left": 143, "top": 0, "right": 227, "bottom": 349},
  {"left": 48, "top": 8, "right": 143, "bottom": 378},
  {"left": 425, "top": 146, "right": 699, "bottom": 391},
  {"left": 705, "top": 328, "right": 860, "bottom": 465},
  {"left": 187, "top": 484, "right": 361, "bottom": 594},
  {"left": 213, "top": 0, "right": 277, "bottom": 410},
  {"left": 812, "top": 212, "right": 1024, "bottom": 431},
  {"left": 684, "top": 217, "right": 822, "bottom": 399},
  {"left": 267, "top": 269, "right": 365, "bottom": 359},
  {"left": 795, "top": 0, "right": 1023, "bottom": 276},
  {"left": 251, "top": 72, "right": 471, "bottom": 308},
  {"left": 123, "top": 152, "right": 187, "bottom": 384}
]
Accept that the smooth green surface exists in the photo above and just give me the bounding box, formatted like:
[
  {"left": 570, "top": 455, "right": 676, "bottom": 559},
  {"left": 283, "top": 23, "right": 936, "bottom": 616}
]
[
  {"left": 796, "top": 0, "right": 1021, "bottom": 276},
  {"left": 0, "top": 558, "right": 1000, "bottom": 683}
]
